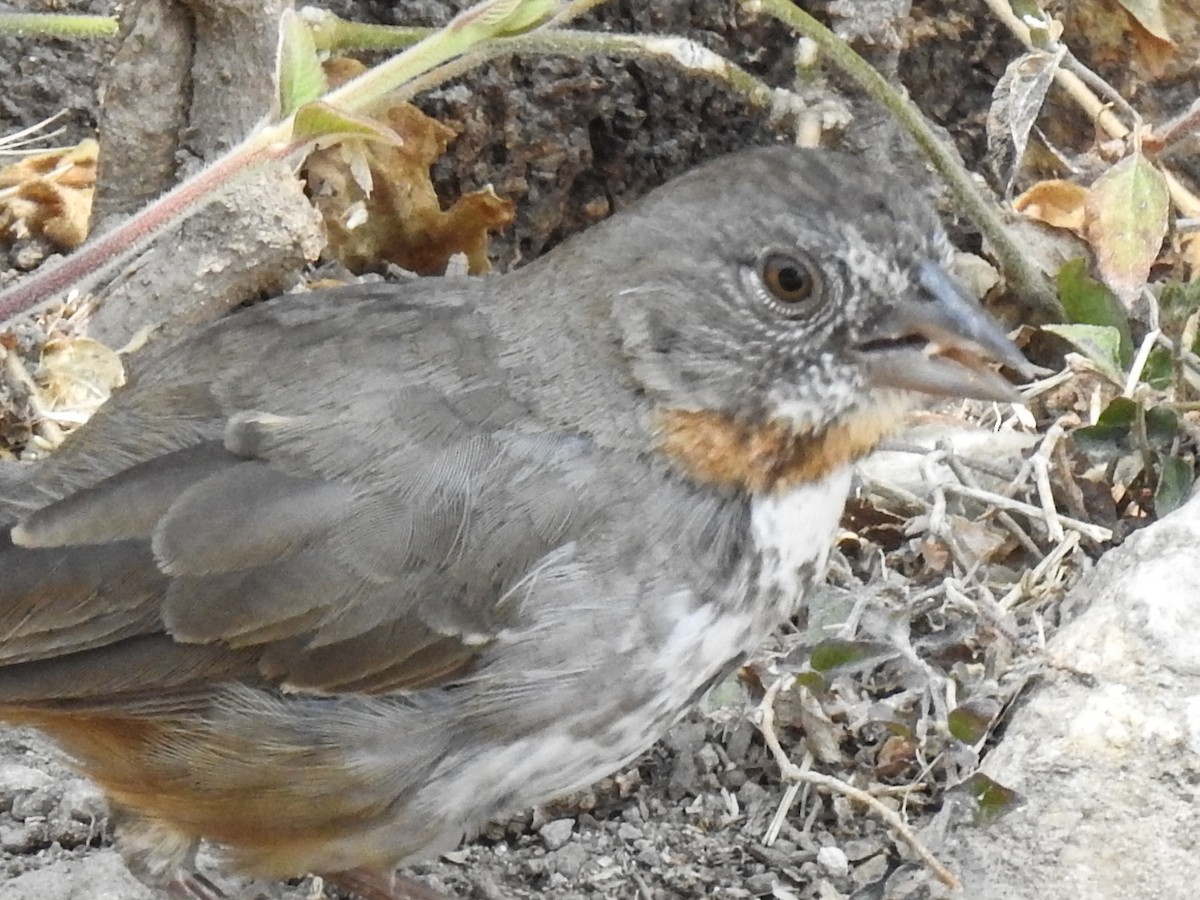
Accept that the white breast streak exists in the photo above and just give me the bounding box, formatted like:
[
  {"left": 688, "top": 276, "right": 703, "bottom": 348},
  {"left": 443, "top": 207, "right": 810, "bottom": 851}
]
[{"left": 750, "top": 466, "right": 853, "bottom": 605}]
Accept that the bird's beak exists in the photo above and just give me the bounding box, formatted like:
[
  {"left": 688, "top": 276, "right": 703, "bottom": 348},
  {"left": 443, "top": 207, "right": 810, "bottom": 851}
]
[{"left": 859, "top": 261, "right": 1033, "bottom": 403}]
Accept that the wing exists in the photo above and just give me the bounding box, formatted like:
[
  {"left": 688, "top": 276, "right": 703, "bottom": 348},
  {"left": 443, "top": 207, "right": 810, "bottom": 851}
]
[{"left": 0, "top": 282, "right": 610, "bottom": 704}]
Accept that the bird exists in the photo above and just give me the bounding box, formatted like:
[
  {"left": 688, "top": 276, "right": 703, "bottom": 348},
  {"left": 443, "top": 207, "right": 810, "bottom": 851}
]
[{"left": 0, "top": 145, "right": 1027, "bottom": 900}]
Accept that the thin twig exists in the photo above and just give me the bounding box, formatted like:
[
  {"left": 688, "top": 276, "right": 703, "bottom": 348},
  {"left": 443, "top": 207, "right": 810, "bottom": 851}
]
[
  {"left": 755, "top": 678, "right": 961, "bottom": 889},
  {"left": 941, "top": 482, "right": 1112, "bottom": 542},
  {"left": 1150, "top": 99, "right": 1200, "bottom": 154},
  {"left": 1123, "top": 329, "right": 1161, "bottom": 398},
  {"left": 1029, "top": 424, "right": 1066, "bottom": 543},
  {"left": 998, "top": 531, "right": 1080, "bottom": 611},
  {"left": 940, "top": 442, "right": 1044, "bottom": 558},
  {"left": 307, "top": 16, "right": 800, "bottom": 122}
]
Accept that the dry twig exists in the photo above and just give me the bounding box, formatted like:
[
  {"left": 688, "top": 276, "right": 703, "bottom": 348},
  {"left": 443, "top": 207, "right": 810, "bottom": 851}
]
[{"left": 754, "top": 678, "right": 962, "bottom": 890}]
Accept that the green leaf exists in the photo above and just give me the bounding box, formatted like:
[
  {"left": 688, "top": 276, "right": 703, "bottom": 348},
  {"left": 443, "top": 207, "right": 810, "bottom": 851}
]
[
  {"left": 1041, "top": 323, "right": 1125, "bottom": 382},
  {"left": 449, "top": 0, "right": 562, "bottom": 39},
  {"left": 1155, "top": 456, "right": 1194, "bottom": 517},
  {"left": 1159, "top": 280, "right": 1200, "bottom": 336},
  {"left": 1057, "top": 258, "right": 1133, "bottom": 365},
  {"left": 291, "top": 101, "right": 402, "bottom": 145},
  {"left": 808, "top": 639, "right": 894, "bottom": 673},
  {"left": 276, "top": 9, "right": 328, "bottom": 119},
  {"left": 1073, "top": 397, "right": 1136, "bottom": 457},
  {"left": 959, "top": 773, "right": 1023, "bottom": 826},
  {"left": 1084, "top": 151, "right": 1170, "bottom": 305},
  {"left": 1141, "top": 346, "right": 1173, "bottom": 390},
  {"left": 1145, "top": 405, "right": 1180, "bottom": 448},
  {"left": 948, "top": 698, "right": 1001, "bottom": 744},
  {"left": 1074, "top": 398, "right": 1179, "bottom": 460},
  {"left": 795, "top": 670, "right": 828, "bottom": 693},
  {"left": 1007, "top": 0, "right": 1052, "bottom": 47}
]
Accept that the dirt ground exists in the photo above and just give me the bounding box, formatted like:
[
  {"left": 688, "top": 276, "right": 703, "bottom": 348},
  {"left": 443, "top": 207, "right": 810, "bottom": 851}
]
[{"left": 6, "top": 0, "right": 1195, "bottom": 898}]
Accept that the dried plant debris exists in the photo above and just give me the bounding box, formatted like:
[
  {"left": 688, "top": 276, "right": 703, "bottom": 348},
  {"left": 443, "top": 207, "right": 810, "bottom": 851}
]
[
  {"left": 0, "top": 139, "right": 97, "bottom": 256},
  {"left": 303, "top": 58, "right": 515, "bottom": 276},
  {"left": 0, "top": 302, "right": 121, "bottom": 459},
  {"left": 1052, "top": 0, "right": 1190, "bottom": 80}
]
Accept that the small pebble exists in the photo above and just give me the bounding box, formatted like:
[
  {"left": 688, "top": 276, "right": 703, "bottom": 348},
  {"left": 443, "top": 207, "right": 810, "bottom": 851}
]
[
  {"left": 12, "top": 788, "right": 56, "bottom": 821},
  {"left": 616, "top": 822, "right": 643, "bottom": 842},
  {"left": 549, "top": 841, "right": 587, "bottom": 877},
  {"left": 695, "top": 743, "right": 720, "bottom": 774},
  {"left": 539, "top": 817, "right": 575, "bottom": 851},
  {"left": 817, "top": 845, "right": 849, "bottom": 878},
  {"left": 59, "top": 779, "right": 108, "bottom": 824}
]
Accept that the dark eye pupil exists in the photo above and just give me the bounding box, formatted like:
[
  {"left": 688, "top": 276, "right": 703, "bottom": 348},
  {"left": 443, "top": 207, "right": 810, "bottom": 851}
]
[{"left": 776, "top": 266, "right": 806, "bottom": 293}]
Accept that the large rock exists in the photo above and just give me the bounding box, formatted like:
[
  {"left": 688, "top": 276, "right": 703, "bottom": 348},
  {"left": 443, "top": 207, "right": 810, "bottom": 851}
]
[{"left": 942, "top": 492, "right": 1200, "bottom": 897}]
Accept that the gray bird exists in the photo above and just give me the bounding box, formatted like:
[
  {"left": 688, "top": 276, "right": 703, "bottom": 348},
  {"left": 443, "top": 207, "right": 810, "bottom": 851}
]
[{"left": 0, "top": 146, "right": 1026, "bottom": 899}]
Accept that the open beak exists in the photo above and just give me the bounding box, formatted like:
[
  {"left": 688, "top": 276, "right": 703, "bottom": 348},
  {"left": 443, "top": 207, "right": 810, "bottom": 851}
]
[{"left": 859, "top": 261, "right": 1033, "bottom": 403}]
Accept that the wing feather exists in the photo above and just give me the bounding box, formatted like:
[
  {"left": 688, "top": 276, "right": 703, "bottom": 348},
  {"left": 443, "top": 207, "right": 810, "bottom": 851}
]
[{"left": 0, "top": 284, "right": 626, "bottom": 703}]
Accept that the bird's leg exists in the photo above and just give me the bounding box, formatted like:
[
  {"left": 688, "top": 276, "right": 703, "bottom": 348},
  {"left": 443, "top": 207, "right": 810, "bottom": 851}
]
[
  {"left": 325, "top": 868, "right": 451, "bottom": 900},
  {"left": 111, "top": 810, "right": 227, "bottom": 900},
  {"left": 166, "top": 872, "right": 227, "bottom": 900}
]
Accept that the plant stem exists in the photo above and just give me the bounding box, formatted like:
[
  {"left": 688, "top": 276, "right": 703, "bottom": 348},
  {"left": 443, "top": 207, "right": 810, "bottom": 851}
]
[
  {"left": 0, "top": 13, "right": 118, "bottom": 39},
  {"left": 0, "top": 0, "right": 604, "bottom": 327}
]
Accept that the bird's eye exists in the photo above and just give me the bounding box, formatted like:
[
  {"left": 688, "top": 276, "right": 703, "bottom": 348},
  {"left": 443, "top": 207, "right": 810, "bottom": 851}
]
[{"left": 762, "top": 253, "right": 818, "bottom": 306}]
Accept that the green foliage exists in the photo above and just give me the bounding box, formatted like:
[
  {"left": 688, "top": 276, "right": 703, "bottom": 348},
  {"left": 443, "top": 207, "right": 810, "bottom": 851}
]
[
  {"left": 1041, "top": 323, "right": 1125, "bottom": 382},
  {"left": 808, "top": 639, "right": 895, "bottom": 673},
  {"left": 960, "top": 772, "right": 1022, "bottom": 826},
  {"left": 1057, "top": 258, "right": 1133, "bottom": 364},
  {"left": 1053, "top": 260, "right": 1196, "bottom": 521},
  {"left": 948, "top": 698, "right": 1000, "bottom": 745},
  {"left": 1155, "top": 455, "right": 1195, "bottom": 517},
  {"left": 1073, "top": 397, "right": 1177, "bottom": 459}
]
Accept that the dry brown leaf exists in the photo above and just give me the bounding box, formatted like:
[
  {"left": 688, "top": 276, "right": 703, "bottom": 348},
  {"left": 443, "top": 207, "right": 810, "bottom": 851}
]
[
  {"left": 1116, "top": 0, "right": 1173, "bottom": 42},
  {"left": 1013, "top": 179, "right": 1089, "bottom": 235},
  {"left": 1053, "top": 0, "right": 1187, "bottom": 78},
  {"left": 304, "top": 59, "right": 514, "bottom": 276},
  {"left": 0, "top": 139, "right": 97, "bottom": 250},
  {"left": 919, "top": 536, "right": 952, "bottom": 572},
  {"left": 1128, "top": 18, "right": 1177, "bottom": 77},
  {"left": 949, "top": 516, "right": 1012, "bottom": 566},
  {"left": 1178, "top": 232, "right": 1200, "bottom": 278},
  {"left": 874, "top": 734, "right": 918, "bottom": 779},
  {"left": 37, "top": 336, "right": 125, "bottom": 418}
]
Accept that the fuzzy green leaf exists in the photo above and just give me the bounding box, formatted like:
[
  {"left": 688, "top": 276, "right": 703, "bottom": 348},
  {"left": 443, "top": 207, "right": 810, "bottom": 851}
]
[
  {"left": 1041, "top": 323, "right": 1124, "bottom": 382},
  {"left": 277, "top": 9, "right": 328, "bottom": 118}
]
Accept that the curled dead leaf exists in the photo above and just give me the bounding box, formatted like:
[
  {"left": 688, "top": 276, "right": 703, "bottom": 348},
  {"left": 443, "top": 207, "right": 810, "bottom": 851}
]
[
  {"left": 1013, "top": 179, "right": 1089, "bottom": 235},
  {"left": 37, "top": 336, "right": 125, "bottom": 422},
  {"left": 303, "top": 59, "right": 514, "bottom": 276},
  {"left": 986, "top": 47, "right": 1065, "bottom": 193},
  {"left": 1116, "top": 0, "right": 1174, "bottom": 44},
  {"left": 0, "top": 139, "right": 97, "bottom": 250}
]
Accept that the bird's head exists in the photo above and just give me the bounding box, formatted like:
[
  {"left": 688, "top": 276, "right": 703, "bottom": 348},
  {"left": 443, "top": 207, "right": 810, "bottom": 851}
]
[{"left": 588, "top": 146, "right": 1030, "bottom": 492}]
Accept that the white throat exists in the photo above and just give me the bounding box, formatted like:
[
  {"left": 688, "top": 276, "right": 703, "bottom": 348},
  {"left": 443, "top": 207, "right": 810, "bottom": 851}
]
[{"left": 750, "top": 466, "right": 853, "bottom": 610}]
